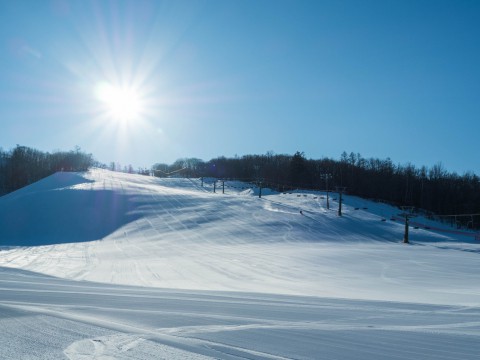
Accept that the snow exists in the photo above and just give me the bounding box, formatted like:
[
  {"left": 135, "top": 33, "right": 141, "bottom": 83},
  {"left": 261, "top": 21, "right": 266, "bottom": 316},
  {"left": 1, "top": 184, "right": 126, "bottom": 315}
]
[{"left": 0, "top": 168, "right": 479, "bottom": 359}]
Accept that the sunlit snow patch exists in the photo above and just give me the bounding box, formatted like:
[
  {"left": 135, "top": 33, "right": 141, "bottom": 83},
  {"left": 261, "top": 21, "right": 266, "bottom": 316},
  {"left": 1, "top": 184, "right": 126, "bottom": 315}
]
[{"left": 64, "top": 334, "right": 214, "bottom": 360}]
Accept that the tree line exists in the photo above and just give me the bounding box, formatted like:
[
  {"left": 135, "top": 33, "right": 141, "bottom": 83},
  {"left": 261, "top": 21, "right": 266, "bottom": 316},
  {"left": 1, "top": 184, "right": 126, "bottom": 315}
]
[
  {"left": 153, "top": 151, "right": 480, "bottom": 228},
  {"left": 0, "top": 145, "right": 94, "bottom": 196}
]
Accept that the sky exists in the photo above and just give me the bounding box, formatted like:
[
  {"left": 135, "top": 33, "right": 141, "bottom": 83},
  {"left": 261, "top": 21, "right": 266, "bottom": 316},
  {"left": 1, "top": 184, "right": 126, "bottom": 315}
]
[{"left": 0, "top": 0, "right": 479, "bottom": 174}]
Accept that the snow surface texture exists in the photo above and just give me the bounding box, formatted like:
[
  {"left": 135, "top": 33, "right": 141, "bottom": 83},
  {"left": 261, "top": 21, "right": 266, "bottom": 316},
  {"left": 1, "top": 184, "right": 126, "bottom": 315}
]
[{"left": 1, "top": 169, "right": 479, "bottom": 359}]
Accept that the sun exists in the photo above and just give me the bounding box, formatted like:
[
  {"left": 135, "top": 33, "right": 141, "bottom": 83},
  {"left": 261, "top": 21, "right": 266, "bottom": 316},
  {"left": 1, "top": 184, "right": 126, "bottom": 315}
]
[{"left": 95, "top": 82, "right": 143, "bottom": 122}]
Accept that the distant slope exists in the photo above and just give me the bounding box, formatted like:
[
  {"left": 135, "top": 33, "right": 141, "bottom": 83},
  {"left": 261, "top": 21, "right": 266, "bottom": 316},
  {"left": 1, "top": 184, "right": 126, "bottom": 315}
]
[
  {"left": 0, "top": 168, "right": 450, "bottom": 247},
  {"left": 0, "top": 169, "right": 479, "bottom": 305},
  {"left": 0, "top": 171, "right": 139, "bottom": 245}
]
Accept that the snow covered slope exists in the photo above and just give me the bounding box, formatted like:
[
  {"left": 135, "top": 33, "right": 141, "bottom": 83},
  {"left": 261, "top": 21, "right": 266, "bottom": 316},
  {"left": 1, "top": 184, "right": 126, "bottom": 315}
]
[
  {"left": 1, "top": 266, "right": 480, "bottom": 360},
  {"left": 0, "top": 168, "right": 479, "bottom": 305},
  {"left": 1, "top": 168, "right": 480, "bottom": 359}
]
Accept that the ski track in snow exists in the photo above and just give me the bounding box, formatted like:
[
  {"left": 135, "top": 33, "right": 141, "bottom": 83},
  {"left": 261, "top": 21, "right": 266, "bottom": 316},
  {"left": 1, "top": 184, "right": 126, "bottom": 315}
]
[
  {"left": 0, "top": 168, "right": 480, "bottom": 359},
  {"left": 2, "top": 268, "right": 480, "bottom": 359},
  {"left": 1, "top": 267, "right": 480, "bottom": 360}
]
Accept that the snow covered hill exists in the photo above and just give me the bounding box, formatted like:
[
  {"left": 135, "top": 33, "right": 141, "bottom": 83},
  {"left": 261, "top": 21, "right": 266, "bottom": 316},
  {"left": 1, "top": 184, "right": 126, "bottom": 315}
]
[
  {"left": 0, "top": 168, "right": 479, "bottom": 305},
  {"left": 1, "top": 168, "right": 480, "bottom": 359}
]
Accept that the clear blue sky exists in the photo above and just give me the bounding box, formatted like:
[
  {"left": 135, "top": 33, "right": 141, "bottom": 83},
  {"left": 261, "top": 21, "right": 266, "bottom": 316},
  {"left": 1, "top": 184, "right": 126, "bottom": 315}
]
[{"left": 1, "top": 0, "right": 479, "bottom": 174}]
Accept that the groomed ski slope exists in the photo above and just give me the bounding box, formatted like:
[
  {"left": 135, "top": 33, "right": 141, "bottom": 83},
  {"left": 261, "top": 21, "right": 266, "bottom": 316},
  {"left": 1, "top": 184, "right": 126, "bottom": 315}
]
[
  {"left": 1, "top": 168, "right": 479, "bottom": 359},
  {"left": 1, "top": 168, "right": 478, "bottom": 304}
]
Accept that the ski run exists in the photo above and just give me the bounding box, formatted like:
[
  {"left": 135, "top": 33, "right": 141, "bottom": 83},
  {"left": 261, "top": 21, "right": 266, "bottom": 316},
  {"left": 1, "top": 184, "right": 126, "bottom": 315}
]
[{"left": 0, "top": 168, "right": 479, "bottom": 359}]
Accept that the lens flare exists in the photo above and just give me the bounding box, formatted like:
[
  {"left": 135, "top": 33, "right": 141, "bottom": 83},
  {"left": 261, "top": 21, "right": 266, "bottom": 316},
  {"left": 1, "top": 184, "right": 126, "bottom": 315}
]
[{"left": 95, "top": 82, "right": 143, "bottom": 122}]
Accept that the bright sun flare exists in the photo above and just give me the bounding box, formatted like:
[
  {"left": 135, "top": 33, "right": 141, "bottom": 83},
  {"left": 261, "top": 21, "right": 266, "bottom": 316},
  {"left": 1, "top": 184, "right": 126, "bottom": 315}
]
[{"left": 95, "top": 82, "right": 142, "bottom": 122}]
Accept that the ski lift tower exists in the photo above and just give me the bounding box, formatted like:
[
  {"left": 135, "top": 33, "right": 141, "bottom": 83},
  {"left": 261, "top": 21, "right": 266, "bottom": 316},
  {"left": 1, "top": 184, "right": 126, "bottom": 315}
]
[
  {"left": 258, "top": 179, "right": 264, "bottom": 198},
  {"left": 321, "top": 173, "right": 332, "bottom": 209},
  {"left": 399, "top": 206, "right": 416, "bottom": 244},
  {"left": 336, "top": 186, "right": 347, "bottom": 216}
]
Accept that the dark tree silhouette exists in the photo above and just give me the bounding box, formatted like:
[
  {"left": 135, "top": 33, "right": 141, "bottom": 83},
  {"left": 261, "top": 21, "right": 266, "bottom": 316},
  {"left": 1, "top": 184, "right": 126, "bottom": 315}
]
[{"left": 0, "top": 145, "right": 94, "bottom": 196}]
